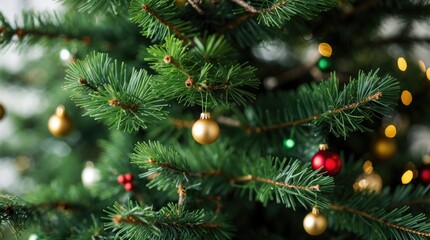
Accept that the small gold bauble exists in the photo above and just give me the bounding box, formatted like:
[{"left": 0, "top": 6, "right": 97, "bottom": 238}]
[
  {"left": 353, "top": 172, "right": 383, "bottom": 193},
  {"left": 303, "top": 207, "right": 328, "bottom": 236},
  {"left": 0, "top": 103, "right": 5, "bottom": 120},
  {"left": 191, "top": 112, "right": 220, "bottom": 145},
  {"left": 48, "top": 105, "right": 73, "bottom": 137}
]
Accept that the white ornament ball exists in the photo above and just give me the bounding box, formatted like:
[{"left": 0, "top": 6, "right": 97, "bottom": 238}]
[
  {"left": 81, "top": 161, "right": 101, "bottom": 187},
  {"left": 28, "top": 234, "right": 38, "bottom": 240}
]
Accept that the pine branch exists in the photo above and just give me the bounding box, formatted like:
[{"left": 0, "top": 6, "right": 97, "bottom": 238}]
[
  {"left": 0, "top": 11, "right": 131, "bottom": 52},
  {"left": 132, "top": 141, "right": 334, "bottom": 209},
  {"left": 104, "top": 201, "right": 233, "bottom": 240},
  {"left": 246, "top": 91, "right": 383, "bottom": 133},
  {"left": 0, "top": 195, "right": 38, "bottom": 236},
  {"left": 329, "top": 203, "right": 430, "bottom": 239},
  {"left": 64, "top": 52, "right": 168, "bottom": 132},
  {"left": 58, "top": 0, "right": 129, "bottom": 15},
  {"left": 129, "top": 0, "right": 197, "bottom": 42},
  {"left": 240, "top": 70, "right": 399, "bottom": 138},
  {"left": 218, "top": 0, "right": 337, "bottom": 33},
  {"left": 187, "top": 0, "right": 205, "bottom": 15},
  {"left": 327, "top": 185, "right": 430, "bottom": 239},
  {"left": 145, "top": 35, "right": 259, "bottom": 108}
]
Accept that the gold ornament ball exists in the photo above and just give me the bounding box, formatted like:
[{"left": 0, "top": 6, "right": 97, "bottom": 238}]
[
  {"left": 192, "top": 112, "right": 220, "bottom": 144},
  {"left": 303, "top": 207, "right": 328, "bottom": 236},
  {"left": 0, "top": 103, "right": 5, "bottom": 120},
  {"left": 48, "top": 105, "right": 73, "bottom": 137},
  {"left": 353, "top": 172, "right": 383, "bottom": 193}
]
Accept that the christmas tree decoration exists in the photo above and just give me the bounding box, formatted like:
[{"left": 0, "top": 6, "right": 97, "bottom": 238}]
[
  {"left": 318, "top": 42, "right": 333, "bottom": 57},
  {"left": 117, "top": 175, "right": 126, "bottom": 184},
  {"left": 373, "top": 137, "right": 396, "bottom": 160},
  {"left": 303, "top": 206, "right": 328, "bottom": 236},
  {"left": 124, "top": 173, "right": 133, "bottom": 182},
  {"left": 191, "top": 112, "right": 220, "bottom": 144},
  {"left": 28, "top": 234, "right": 39, "bottom": 240},
  {"left": 4, "top": 1, "right": 430, "bottom": 239},
  {"left": 317, "top": 57, "right": 331, "bottom": 72},
  {"left": 353, "top": 160, "right": 383, "bottom": 193},
  {"left": 117, "top": 173, "right": 134, "bottom": 191},
  {"left": 81, "top": 161, "right": 101, "bottom": 187},
  {"left": 48, "top": 105, "right": 73, "bottom": 137},
  {"left": 0, "top": 102, "right": 5, "bottom": 120},
  {"left": 124, "top": 182, "right": 133, "bottom": 191},
  {"left": 419, "top": 165, "right": 430, "bottom": 185},
  {"left": 311, "top": 144, "right": 342, "bottom": 176}
]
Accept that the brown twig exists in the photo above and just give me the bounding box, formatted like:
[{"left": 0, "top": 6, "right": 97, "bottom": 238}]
[
  {"left": 230, "top": 174, "right": 320, "bottom": 191},
  {"left": 142, "top": 4, "right": 189, "bottom": 44},
  {"left": 177, "top": 184, "right": 186, "bottom": 207},
  {"left": 329, "top": 204, "right": 430, "bottom": 237},
  {"left": 231, "top": 0, "right": 258, "bottom": 13},
  {"left": 171, "top": 118, "right": 195, "bottom": 128},
  {"left": 244, "top": 91, "right": 382, "bottom": 133},
  {"left": 108, "top": 98, "right": 138, "bottom": 112},
  {"left": 78, "top": 78, "right": 98, "bottom": 91},
  {"left": 187, "top": 0, "right": 205, "bottom": 14},
  {"left": 218, "top": 1, "right": 288, "bottom": 34},
  {"left": 113, "top": 214, "right": 223, "bottom": 228},
  {"left": 147, "top": 159, "right": 321, "bottom": 191},
  {"left": 387, "top": 198, "right": 430, "bottom": 210}
]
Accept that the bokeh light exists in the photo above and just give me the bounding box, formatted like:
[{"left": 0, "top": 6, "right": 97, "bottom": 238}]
[
  {"left": 418, "top": 60, "right": 426, "bottom": 72},
  {"left": 317, "top": 58, "right": 331, "bottom": 70},
  {"left": 283, "top": 138, "right": 295, "bottom": 149},
  {"left": 426, "top": 68, "right": 430, "bottom": 80},
  {"left": 318, "top": 43, "right": 332, "bottom": 57},
  {"left": 397, "top": 57, "right": 407, "bottom": 72},
  {"left": 384, "top": 125, "right": 397, "bottom": 138},
  {"left": 401, "top": 90, "right": 412, "bottom": 106},
  {"left": 401, "top": 170, "right": 413, "bottom": 184}
]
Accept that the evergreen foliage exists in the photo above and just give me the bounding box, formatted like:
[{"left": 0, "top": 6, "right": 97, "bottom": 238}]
[{"left": 1, "top": 0, "right": 430, "bottom": 239}]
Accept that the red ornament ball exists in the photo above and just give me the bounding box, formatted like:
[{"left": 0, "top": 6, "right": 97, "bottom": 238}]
[
  {"left": 420, "top": 165, "right": 430, "bottom": 185},
  {"left": 124, "top": 182, "right": 134, "bottom": 191},
  {"left": 117, "top": 175, "right": 126, "bottom": 184},
  {"left": 124, "top": 173, "right": 133, "bottom": 182},
  {"left": 311, "top": 147, "right": 342, "bottom": 176}
]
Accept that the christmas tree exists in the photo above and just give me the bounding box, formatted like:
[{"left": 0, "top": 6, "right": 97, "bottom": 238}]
[{"left": 2, "top": 0, "right": 430, "bottom": 239}]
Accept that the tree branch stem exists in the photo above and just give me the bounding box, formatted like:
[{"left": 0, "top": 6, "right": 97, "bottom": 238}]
[{"left": 329, "top": 204, "right": 430, "bottom": 237}]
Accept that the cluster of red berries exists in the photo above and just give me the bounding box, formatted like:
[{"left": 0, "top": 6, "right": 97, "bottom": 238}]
[{"left": 117, "top": 173, "right": 134, "bottom": 191}]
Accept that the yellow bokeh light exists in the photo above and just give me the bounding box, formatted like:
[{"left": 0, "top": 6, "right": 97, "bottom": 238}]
[
  {"left": 384, "top": 125, "right": 397, "bottom": 138},
  {"left": 401, "top": 90, "right": 412, "bottom": 106},
  {"left": 426, "top": 68, "right": 430, "bottom": 80},
  {"left": 419, "top": 60, "right": 426, "bottom": 72},
  {"left": 401, "top": 170, "right": 413, "bottom": 184},
  {"left": 318, "top": 43, "right": 332, "bottom": 57},
  {"left": 397, "top": 57, "right": 407, "bottom": 72}
]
